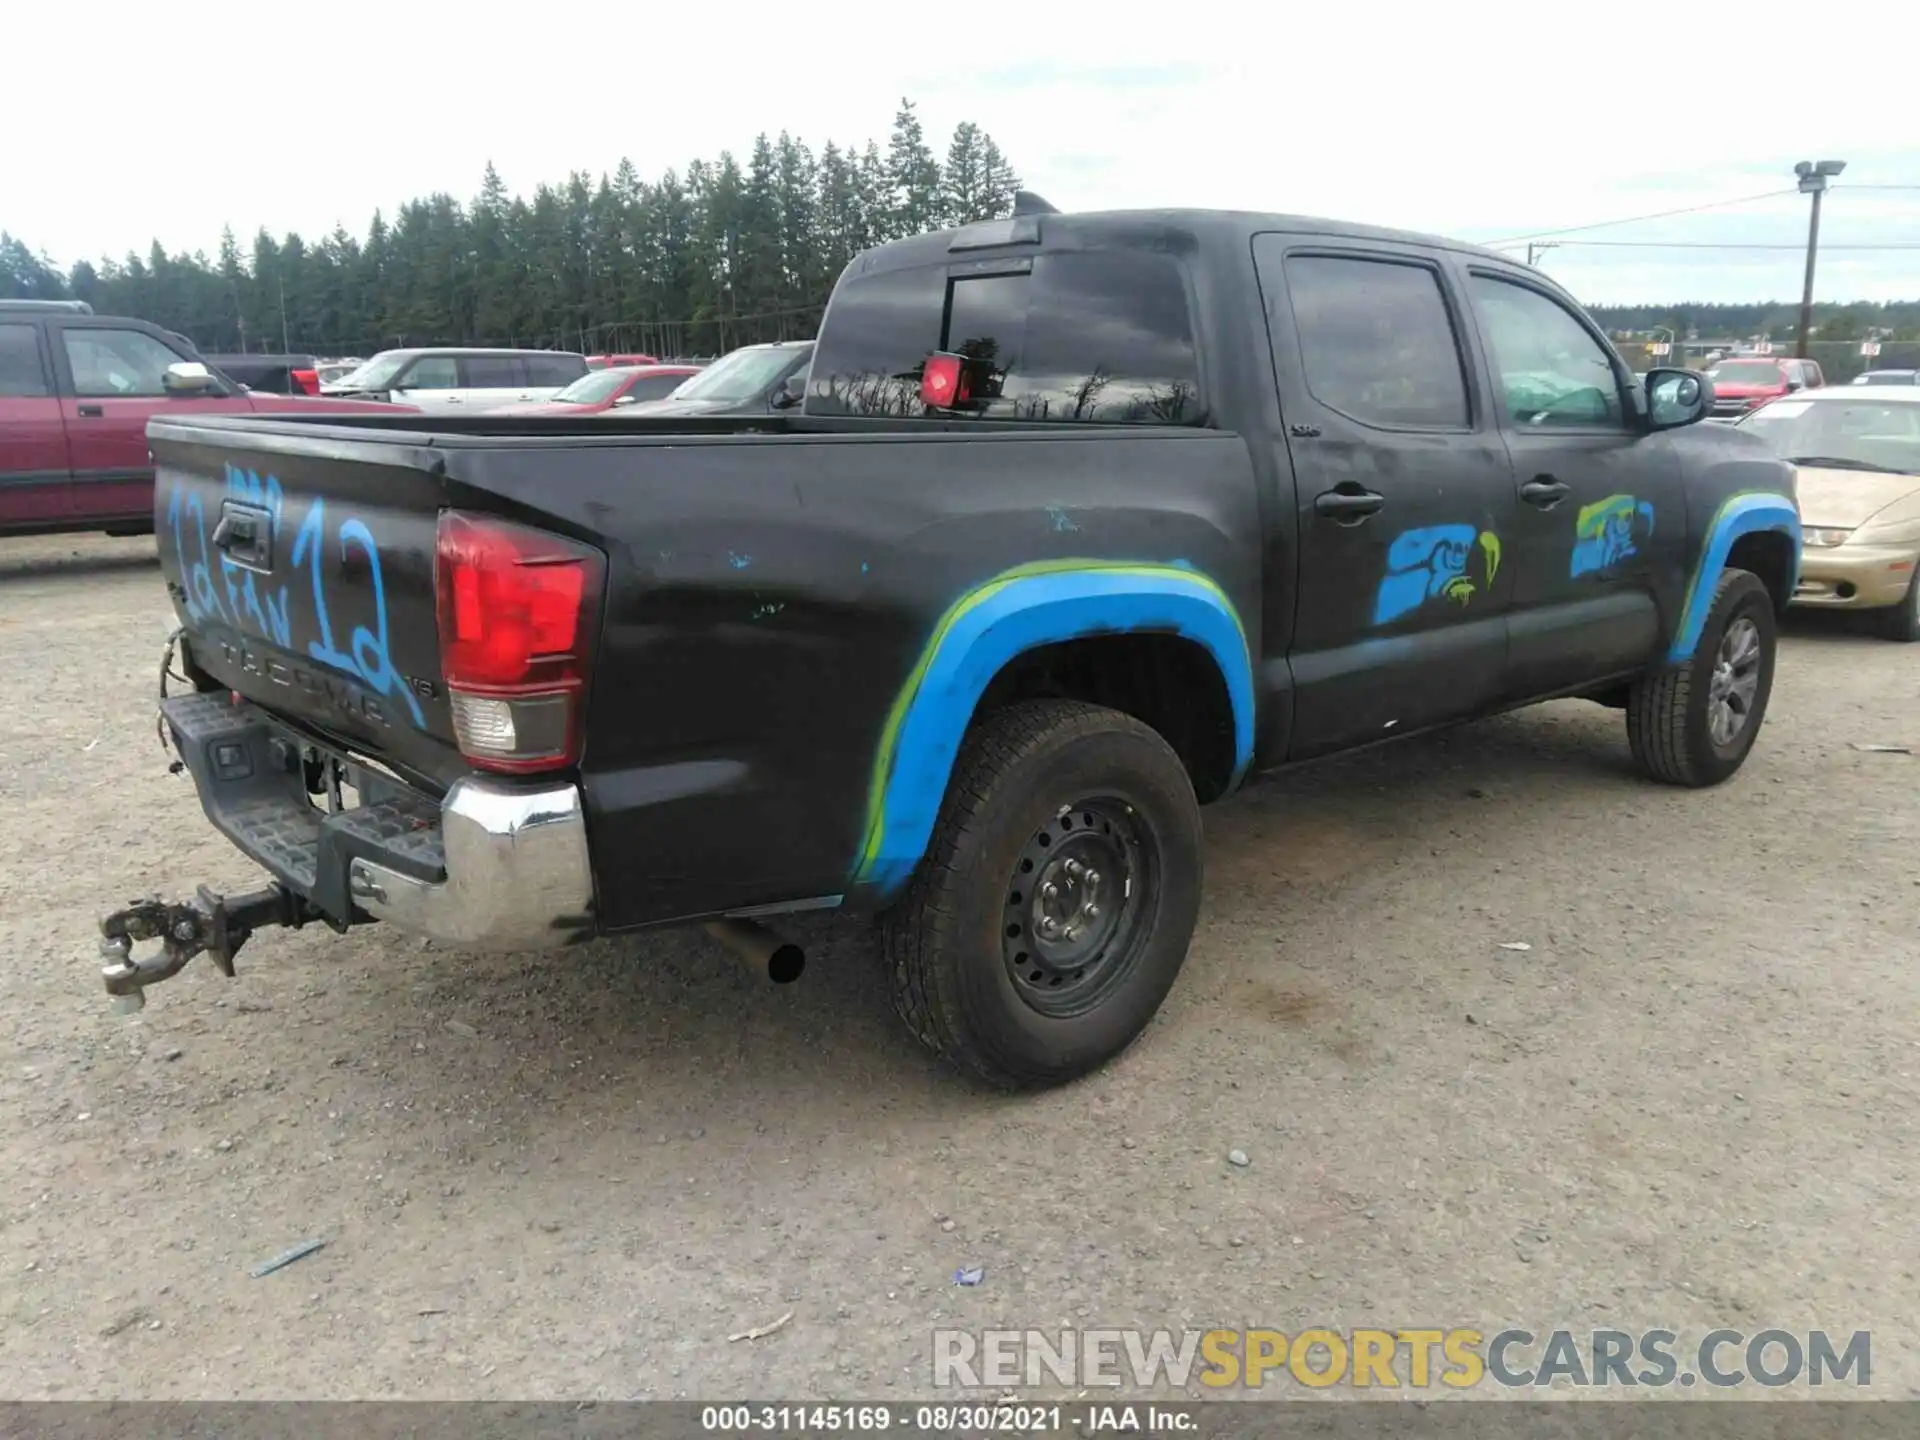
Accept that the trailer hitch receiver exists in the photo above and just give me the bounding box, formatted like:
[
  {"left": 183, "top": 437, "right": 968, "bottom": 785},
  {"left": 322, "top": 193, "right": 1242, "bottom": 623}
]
[{"left": 99, "top": 884, "right": 316, "bottom": 1012}]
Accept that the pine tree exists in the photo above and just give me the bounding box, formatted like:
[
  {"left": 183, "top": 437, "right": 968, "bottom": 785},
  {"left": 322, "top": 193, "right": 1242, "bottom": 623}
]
[
  {"left": 7, "top": 101, "right": 1026, "bottom": 354},
  {"left": 885, "top": 98, "right": 945, "bottom": 236}
]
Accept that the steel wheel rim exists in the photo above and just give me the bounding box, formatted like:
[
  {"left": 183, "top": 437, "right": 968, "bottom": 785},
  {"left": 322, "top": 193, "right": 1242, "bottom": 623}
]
[
  {"left": 1002, "top": 799, "right": 1156, "bottom": 1019},
  {"left": 1707, "top": 615, "right": 1762, "bottom": 747}
]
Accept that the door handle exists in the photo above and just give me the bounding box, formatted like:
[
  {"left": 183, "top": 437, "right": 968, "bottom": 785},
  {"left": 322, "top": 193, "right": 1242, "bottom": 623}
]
[
  {"left": 77, "top": 403, "right": 104, "bottom": 418},
  {"left": 1520, "top": 477, "right": 1571, "bottom": 509},
  {"left": 1313, "top": 488, "right": 1385, "bottom": 522}
]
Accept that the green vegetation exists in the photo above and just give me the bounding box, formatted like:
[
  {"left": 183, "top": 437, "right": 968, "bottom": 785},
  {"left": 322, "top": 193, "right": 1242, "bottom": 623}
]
[{"left": 0, "top": 99, "right": 1016, "bottom": 357}]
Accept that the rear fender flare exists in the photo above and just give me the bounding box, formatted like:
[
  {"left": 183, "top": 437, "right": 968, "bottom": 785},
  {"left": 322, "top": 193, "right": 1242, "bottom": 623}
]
[{"left": 853, "top": 561, "right": 1254, "bottom": 899}]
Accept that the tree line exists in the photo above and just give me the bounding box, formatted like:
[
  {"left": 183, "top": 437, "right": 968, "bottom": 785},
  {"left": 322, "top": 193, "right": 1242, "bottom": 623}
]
[{"left": 0, "top": 99, "right": 1019, "bottom": 359}]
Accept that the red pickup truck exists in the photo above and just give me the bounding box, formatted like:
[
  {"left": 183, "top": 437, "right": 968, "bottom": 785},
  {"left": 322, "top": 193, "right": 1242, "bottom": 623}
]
[{"left": 0, "top": 301, "right": 409, "bottom": 537}]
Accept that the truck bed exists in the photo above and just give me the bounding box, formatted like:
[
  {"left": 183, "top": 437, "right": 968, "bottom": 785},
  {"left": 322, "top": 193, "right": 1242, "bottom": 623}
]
[{"left": 147, "top": 411, "right": 1266, "bottom": 931}]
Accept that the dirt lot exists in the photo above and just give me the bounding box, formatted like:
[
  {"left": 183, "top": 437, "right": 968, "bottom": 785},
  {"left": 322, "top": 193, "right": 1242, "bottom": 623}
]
[{"left": 1, "top": 532, "right": 1915, "bottom": 1402}]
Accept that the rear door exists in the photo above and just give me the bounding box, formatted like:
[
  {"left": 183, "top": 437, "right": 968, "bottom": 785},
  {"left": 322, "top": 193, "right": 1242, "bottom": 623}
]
[
  {"left": 1251, "top": 238, "right": 1517, "bottom": 759},
  {"left": 458, "top": 355, "right": 528, "bottom": 410},
  {"left": 54, "top": 321, "right": 245, "bottom": 524},
  {"left": 0, "top": 320, "right": 74, "bottom": 529},
  {"left": 388, "top": 354, "right": 463, "bottom": 412},
  {"left": 1459, "top": 266, "right": 1688, "bottom": 699}
]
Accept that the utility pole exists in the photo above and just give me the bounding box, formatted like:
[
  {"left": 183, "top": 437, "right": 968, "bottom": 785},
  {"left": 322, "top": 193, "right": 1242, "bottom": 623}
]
[
  {"left": 1793, "top": 159, "right": 1846, "bottom": 359},
  {"left": 278, "top": 276, "right": 291, "bottom": 353},
  {"left": 1526, "top": 241, "right": 1560, "bottom": 267}
]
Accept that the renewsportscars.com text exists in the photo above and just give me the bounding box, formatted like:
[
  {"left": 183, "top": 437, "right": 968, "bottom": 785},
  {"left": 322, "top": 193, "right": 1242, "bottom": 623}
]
[{"left": 932, "top": 1327, "right": 1872, "bottom": 1390}]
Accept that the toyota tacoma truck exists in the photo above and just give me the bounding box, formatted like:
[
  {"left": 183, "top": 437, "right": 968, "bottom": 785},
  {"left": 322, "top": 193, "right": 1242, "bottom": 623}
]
[{"left": 101, "top": 194, "right": 1802, "bottom": 1090}]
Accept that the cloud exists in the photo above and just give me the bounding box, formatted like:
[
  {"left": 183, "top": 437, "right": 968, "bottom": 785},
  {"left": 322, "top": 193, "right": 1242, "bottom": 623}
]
[{"left": 3, "top": 2, "right": 1913, "bottom": 303}]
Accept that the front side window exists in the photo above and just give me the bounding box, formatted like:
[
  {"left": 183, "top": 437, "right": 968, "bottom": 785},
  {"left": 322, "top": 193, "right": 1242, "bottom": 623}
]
[
  {"left": 1469, "top": 275, "right": 1625, "bottom": 428},
  {"left": 808, "top": 251, "right": 1205, "bottom": 425},
  {"left": 0, "top": 324, "right": 50, "bottom": 397},
  {"left": 1277, "top": 253, "right": 1469, "bottom": 429},
  {"left": 62, "top": 327, "right": 189, "bottom": 398},
  {"left": 399, "top": 356, "right": 460, "bottom": 390}
]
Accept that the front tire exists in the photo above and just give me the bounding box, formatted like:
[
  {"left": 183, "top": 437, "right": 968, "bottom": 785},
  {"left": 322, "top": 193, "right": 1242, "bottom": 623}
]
[
  {"left": 1627, "top": 567, "right": 1776, "bottom": 787},
  {"left": 880, "top": 699, "right": 1203, "bottom": 1090},
  {"left": 1876, "top": 566, "right": 1920, "bottom": 643}
]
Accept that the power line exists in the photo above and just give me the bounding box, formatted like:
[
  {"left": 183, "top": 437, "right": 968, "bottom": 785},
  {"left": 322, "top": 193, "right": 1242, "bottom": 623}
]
[
  {"left": 1522, "top": 240, "right": 1920, "bottom": 251},
  {"left": 1484, "top": 188, "right": 1798, "bottom": 246}
]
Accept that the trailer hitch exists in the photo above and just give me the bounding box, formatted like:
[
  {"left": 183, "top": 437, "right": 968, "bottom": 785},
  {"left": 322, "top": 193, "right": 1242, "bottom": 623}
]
[{"left": 99, "top": 884, "right": 317, "bottom": 1013}]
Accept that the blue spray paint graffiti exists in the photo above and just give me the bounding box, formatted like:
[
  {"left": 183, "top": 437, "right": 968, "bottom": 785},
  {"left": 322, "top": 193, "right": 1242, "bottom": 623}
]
[
  {"left": 1373, "top": 525, "right": 1503, "bottom": 625},
  {"left": 1570, "top": 494, "right": 1656, "bottom": 578},
  {"left": 166, "top": 469, "right": 424, "bottom": 728}
]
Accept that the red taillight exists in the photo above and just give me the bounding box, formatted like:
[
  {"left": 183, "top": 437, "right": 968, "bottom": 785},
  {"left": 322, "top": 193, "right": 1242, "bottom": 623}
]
[
  {"left": 292, "top": 368, "right": 320, "bottom": 395},
  {"left": 434, "top": 510, "right": 605, "bottom": 774},
  {"left": 921, "top": 352, "right": 971, "bottom": 410}
]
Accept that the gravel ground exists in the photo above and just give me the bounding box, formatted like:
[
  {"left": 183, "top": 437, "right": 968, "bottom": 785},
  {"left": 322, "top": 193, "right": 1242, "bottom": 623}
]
[{"left": 1, "top": 533, "right": 1915, "bottom": 1402}]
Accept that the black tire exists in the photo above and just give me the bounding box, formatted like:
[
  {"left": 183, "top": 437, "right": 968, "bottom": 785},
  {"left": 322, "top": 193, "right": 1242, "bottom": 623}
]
[
  {"left": 1626, "top": 567, "right": 1776, "bottom": 787},
  {"left": 880, "top": 699, "right": 1203, "bottom": 1090},
  {"left": 1876, "top": 567, "right": 1920, "bottom": 643}
]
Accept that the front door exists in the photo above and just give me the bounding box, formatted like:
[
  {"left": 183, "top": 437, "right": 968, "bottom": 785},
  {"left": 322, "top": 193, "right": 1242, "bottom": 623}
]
[
  {"left": 1252, "top": 239, "right": 1517, "bottom": 760},
  {"left": 55, "top": 324, "right": 243, "bottom": 525},
  {"left": 388, "top": 354, "right": 463, "bottom": 412},
  {"left": 1459, "top": 268, "right": 1689, "bottom": 700}
]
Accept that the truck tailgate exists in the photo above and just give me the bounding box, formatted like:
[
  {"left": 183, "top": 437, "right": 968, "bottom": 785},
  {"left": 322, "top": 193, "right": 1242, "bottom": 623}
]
[{"left": 151, "top": 420, "right": 463, "bottom": 787}]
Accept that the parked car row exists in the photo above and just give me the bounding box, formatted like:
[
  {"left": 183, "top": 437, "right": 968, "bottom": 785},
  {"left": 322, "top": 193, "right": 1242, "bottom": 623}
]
[{"left": 0, "top": 301, "right": 406, "bottom": 537}]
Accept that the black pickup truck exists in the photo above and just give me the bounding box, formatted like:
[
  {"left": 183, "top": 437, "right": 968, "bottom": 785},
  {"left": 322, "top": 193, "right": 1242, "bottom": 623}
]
[{"left": 104, "top": 195, "right": 1802, "bottom": 1090}]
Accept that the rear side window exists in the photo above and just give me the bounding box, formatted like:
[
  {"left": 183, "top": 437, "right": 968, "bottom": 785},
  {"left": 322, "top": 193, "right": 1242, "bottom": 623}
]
[
  {"left": 463, "top": 356, "right": 523, "bottom": 388},
  {"left": 809, "top": 251, "right": 1205, "bottom": 425},
  {"left": 526, "top": 354, "right": 588, "bottom": 387},
  {"left": 1277, "top": 254, "right": 1470, "bottom": 429},
  {"left": 0, "top": 324, "right": 50, "bottom": 397}
]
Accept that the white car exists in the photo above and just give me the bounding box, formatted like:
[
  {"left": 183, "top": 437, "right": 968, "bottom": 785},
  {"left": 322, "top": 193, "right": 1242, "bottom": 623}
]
[{"left": 321, "top": 347, "right": 589, "bottom": 412}]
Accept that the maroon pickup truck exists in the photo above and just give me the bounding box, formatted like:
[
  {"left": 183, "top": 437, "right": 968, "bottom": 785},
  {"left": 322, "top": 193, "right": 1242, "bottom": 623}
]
[{"left": 0, "top": 301, "right": 409, "bottom": 537}]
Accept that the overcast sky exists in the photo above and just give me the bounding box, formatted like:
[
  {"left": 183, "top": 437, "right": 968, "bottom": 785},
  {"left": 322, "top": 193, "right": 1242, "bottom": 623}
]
[{"left": 4, "top": 5, "right": 1914, "bottom": 306}]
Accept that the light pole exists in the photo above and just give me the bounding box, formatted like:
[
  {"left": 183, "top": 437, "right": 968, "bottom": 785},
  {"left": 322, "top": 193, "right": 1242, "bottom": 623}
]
[{"left": 1793, "top": 159, "right": 1846, "bottom": 359}]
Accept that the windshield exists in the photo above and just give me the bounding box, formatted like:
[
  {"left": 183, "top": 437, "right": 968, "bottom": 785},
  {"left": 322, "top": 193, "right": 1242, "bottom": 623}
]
[
  {"left": 550, "top": 370, "right": 635, "bottom": 404},
  {"left": 337, "top": 352, "right": 410, "bottom": 391},
  {"left": 1708, "top": 360, "right": 1784, "bottom": 385},
  {"left": 671, "top": 345, "right": 807, "bottom": 403},
  {"left": 1738, "top": 398, "right": 1920, "bottom": 476}
]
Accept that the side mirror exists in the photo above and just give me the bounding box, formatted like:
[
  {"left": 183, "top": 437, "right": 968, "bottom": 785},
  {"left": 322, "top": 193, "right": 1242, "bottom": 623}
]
[
  {"left": 1646, "top": 367, "right": 1710, "bottom": 430},
  {"left": 770, "top": 374, "right": 807, "bottom": 410},
  {"left": 613, "top": 393, "right": 637, "bottom": 406},
  {"left": 162, "top": 361, "right": 219, "bottom": 397}
]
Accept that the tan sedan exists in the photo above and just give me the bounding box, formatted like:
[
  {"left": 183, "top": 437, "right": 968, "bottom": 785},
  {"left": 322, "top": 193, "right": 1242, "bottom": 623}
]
[{"left": 1734, "top": 388, "right": 1920, "bottom": 641}]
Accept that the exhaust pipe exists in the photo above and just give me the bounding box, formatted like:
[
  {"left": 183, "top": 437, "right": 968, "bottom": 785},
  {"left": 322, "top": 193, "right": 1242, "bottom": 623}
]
[{"left": 702, "top": 919, "right": 805, "bottom": 985}]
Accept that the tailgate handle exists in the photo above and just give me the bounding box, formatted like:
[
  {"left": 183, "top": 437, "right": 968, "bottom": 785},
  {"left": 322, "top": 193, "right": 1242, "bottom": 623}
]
[{"left": 212, "top": 503, "right": 272, "bottom": 568}]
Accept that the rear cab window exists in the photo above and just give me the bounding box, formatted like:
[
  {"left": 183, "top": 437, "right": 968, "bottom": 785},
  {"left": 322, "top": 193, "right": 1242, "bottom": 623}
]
[{"left": 808, "top": 249, "right": 1207, "bottom": 425}]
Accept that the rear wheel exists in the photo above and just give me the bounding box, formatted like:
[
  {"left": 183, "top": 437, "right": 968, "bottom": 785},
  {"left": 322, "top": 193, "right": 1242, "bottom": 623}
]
[
  {"left": 1876, "top": 567, "right": 1920, "bottom": 643},
  {"left": 880, "top": 699, "right": 1203, "bottom": 1090},
  {"left": 1626, "top": 568, "right": 1776, "bottom": 787}
]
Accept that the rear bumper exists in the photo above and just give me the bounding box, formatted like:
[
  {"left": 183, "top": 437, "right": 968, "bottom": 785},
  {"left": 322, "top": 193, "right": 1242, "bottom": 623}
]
[
  {"left": 1791, "top": 543, "right": 1919, "bottom": 609},
  {"left": 162, "top": 690, "right": 594, "bottom": 950}
]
